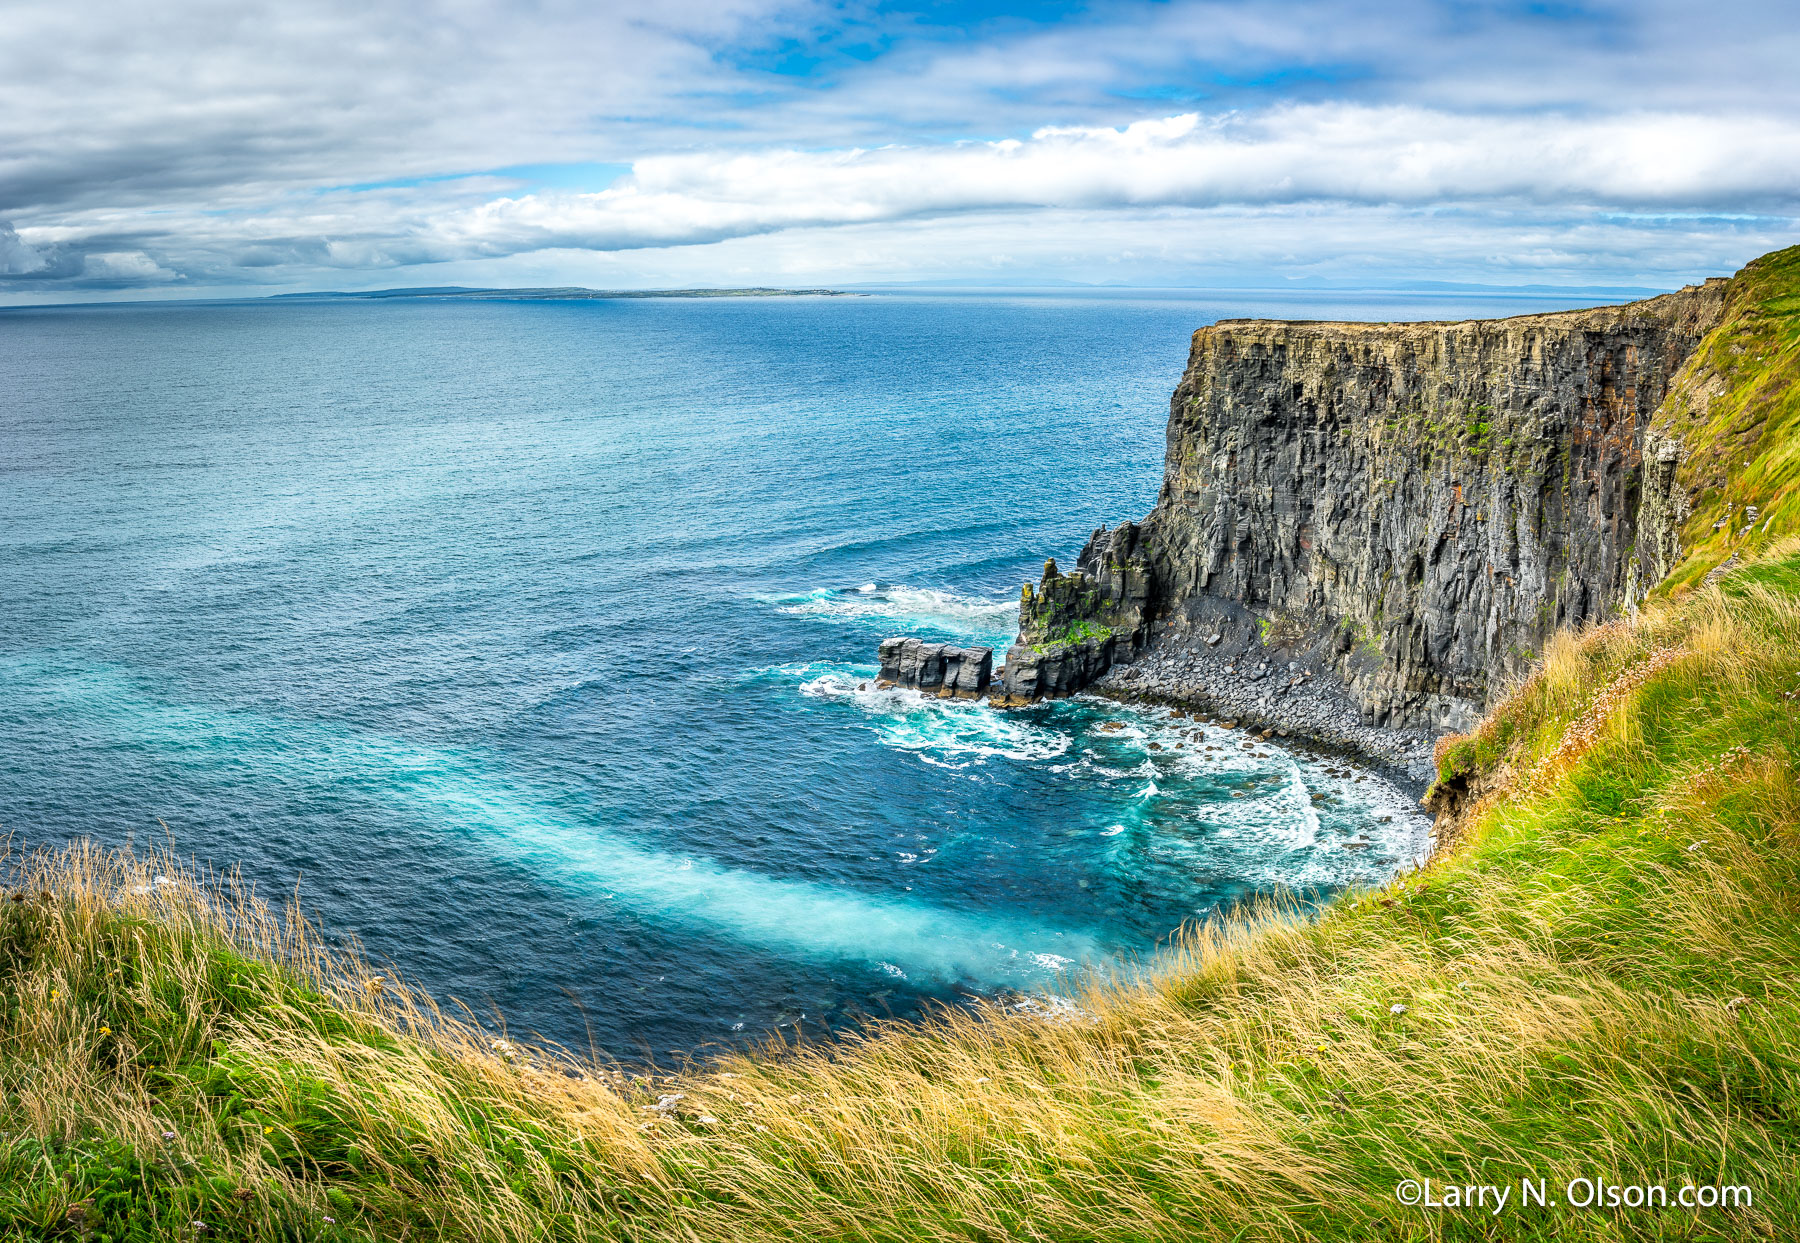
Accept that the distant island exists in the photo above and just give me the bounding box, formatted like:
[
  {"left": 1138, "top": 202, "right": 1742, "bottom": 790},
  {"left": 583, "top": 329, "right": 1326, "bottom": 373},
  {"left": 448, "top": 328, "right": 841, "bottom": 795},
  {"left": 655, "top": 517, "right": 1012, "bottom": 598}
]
[{"left": 272, "top": 286, "right": 853, "bottom": 301}]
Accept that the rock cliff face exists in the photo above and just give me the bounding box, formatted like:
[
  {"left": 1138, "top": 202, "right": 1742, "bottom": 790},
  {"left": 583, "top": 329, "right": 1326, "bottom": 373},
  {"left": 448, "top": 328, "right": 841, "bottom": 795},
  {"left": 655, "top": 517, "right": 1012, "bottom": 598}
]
[{"left": 1010, "top": 277, "right": 1735, "bottom": 732}]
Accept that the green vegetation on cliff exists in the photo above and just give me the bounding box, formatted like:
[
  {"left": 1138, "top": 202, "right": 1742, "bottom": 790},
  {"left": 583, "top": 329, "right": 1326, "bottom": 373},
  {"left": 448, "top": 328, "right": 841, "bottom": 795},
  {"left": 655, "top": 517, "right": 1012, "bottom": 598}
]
[
  {"left": 1653, "top": 245, "right": 1800, "bottom": 594},
  {"left": 1035, "top": 618, "right": 1113, "bottom": 652}
]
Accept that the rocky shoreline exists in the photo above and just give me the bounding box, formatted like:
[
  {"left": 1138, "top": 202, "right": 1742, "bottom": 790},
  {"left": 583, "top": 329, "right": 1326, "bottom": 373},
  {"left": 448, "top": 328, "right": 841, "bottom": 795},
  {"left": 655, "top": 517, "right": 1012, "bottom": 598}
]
[{"left": 1088, "top": 639, "right": 1437, "bottom": 792}]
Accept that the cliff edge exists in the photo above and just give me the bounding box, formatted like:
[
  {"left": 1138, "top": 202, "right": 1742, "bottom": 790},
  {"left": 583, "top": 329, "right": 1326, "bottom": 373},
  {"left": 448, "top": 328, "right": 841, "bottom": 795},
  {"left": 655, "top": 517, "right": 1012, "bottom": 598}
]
[{"left": 990, "top": 254, "right": 1800, "bottom": 763}]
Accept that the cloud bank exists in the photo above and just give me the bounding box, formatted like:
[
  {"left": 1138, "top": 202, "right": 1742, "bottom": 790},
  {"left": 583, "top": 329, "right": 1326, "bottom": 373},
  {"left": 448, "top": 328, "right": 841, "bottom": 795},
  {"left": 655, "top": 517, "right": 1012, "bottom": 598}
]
[
  {"left": 435, "top": 108, "right": 1800, "bottom": 256},
  {"left": 1, "top": 0, "right": 1795, "bottom": 297}
]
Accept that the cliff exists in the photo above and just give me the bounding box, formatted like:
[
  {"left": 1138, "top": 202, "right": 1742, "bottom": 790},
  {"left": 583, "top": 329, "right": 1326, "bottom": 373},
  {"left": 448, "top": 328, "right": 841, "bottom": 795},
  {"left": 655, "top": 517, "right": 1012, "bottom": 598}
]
[{"left": 999, "top": 262, "right": 1786, "bottom": 737}]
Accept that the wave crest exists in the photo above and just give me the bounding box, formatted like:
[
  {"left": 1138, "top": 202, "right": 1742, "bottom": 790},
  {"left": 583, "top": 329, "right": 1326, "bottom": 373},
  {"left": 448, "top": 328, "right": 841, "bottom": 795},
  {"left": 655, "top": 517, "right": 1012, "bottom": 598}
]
[
  {"left": 771, "top": 584, "right": 1018, "bottom": 643},
  {"left": 800, "top": 668, "right": 1070, "bottom": 764}
]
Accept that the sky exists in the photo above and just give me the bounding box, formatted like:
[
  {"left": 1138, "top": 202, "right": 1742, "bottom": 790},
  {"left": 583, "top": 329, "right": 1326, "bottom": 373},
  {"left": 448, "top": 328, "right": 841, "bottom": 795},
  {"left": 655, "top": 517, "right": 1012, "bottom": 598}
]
[{"left": 1, "top": 0, "right": 1796, "bottom": 301}]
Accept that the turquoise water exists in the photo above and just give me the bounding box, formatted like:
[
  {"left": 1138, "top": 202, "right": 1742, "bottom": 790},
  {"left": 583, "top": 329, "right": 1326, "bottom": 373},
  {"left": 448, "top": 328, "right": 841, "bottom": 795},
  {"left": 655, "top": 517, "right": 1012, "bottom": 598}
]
[{"left": 0, "top": 290, "right": 1558, "bottom": 1060}]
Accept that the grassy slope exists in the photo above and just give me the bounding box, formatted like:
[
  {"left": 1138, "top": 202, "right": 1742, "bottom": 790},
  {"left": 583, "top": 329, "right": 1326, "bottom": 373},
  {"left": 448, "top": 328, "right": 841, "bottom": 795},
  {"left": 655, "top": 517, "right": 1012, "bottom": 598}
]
[
  {"left": 8, "top": 252, "right": 1800, "bottom": 1242},
  {"left": 1651, "top": 245, "right": 1800, "bottom": 595}
]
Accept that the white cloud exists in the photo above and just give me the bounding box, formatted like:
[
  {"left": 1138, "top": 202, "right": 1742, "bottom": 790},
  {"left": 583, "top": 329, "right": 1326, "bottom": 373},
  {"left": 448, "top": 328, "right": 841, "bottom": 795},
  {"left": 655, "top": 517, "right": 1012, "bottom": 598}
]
[
  {"left": 0, "top": 0, "right": 796, "bottom": 216},
  {"left": 80, "top": 251, "right": 182, "bottom": 282},
  {"left": 0, "top": 221, "right": 48, "bottom": 274},
  {"left": 426, "top": 106, "right": 1800, "bottom": 258},
  {"left": 238, "top": 200, "right": 1782, "bottom": 297}
]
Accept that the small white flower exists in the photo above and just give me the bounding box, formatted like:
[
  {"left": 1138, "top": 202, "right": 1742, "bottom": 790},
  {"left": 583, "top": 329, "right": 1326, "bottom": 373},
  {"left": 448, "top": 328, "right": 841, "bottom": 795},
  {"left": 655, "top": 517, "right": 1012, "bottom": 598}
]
[{"left": 1389, "top": 1003, "right": 1407, "bottom": 1015}]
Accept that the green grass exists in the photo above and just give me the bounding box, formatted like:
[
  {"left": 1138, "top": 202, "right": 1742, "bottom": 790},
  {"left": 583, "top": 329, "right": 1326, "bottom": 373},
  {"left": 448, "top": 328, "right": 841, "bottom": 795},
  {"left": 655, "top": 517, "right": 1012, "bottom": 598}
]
[{"left": 1038, "top": 619, "right": 1113, "bottom": 651}]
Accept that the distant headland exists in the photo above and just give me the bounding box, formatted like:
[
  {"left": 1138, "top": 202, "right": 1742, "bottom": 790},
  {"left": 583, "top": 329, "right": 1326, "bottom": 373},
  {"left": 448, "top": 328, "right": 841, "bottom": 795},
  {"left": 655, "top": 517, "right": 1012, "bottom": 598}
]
[{"left": 271, "top": 286, "right": 854, "bottom": 301}]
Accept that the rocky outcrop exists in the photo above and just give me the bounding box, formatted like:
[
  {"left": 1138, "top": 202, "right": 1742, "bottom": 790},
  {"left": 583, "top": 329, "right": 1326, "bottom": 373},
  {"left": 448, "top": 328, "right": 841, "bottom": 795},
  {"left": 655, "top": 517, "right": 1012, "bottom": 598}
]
[
  {"left": 1001, "top": 277, "right": 1736, "bottom": 731},
  {"left": 877, "top": 638, "right": 992, "bottom": 698},
  {"left": 994, "top": 632, "right": 1115, "bottom": 705},
  {"left": 977, "top": 553, "right": 1146, "bottom": 704},
  {"left": 1016, "top": 548, "right": 1153, "bottom": 657}
]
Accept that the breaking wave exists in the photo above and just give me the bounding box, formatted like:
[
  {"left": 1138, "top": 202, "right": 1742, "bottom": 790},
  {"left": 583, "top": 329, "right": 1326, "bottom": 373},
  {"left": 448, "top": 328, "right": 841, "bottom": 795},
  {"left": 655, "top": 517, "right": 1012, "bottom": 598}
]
[
  {"left": 799, "top": 667, "right": 1071, "bottom": 764},
  {"left": 769, "top": 584, "right": 1018, "bottom": 645}
]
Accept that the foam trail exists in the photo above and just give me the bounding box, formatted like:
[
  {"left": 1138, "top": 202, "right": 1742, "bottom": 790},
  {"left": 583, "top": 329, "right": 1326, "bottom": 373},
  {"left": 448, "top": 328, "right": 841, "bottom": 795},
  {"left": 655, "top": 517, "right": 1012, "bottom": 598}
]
[
  {"left": 407, "top": 776, "right": 1094, "bottom": 987},
  {"left": 4, "top": 657, "right": 1098, "bottom": 990}
]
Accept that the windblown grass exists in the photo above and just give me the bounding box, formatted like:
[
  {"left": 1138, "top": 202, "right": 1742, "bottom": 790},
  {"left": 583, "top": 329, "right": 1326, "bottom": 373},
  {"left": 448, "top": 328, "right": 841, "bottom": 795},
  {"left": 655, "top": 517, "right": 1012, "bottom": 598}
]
[{"left": 8, "top": 548, "right": 1800, "bottom": 1239}]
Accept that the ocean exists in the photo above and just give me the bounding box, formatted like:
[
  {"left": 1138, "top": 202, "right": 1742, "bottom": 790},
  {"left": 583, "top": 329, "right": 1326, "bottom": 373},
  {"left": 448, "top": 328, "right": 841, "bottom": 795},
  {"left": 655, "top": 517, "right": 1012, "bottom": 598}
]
[{"left": 0, "top": 287, "right": 1594, "bottom": 1061}]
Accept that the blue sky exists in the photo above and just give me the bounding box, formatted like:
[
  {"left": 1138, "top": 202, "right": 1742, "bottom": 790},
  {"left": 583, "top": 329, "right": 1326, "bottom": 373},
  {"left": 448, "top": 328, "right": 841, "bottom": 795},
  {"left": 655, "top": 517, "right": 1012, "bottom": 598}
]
[{"left": 0, "top": 0, "right": 1795, "bottom": 300}]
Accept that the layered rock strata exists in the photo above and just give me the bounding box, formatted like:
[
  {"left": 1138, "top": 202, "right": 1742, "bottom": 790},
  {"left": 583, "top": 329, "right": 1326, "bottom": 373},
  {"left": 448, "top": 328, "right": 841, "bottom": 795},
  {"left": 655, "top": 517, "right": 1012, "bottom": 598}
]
[
  {"left": 876, "top": 638, "right": 993, "bottom": 698},
  {"left": 995, "top": 277, "right": 1734, "bottom": 736}
]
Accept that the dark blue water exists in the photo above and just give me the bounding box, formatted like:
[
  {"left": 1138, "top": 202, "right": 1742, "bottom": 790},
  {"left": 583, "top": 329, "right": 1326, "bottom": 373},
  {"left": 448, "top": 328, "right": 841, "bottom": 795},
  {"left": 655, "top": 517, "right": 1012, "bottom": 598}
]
[{"left": 0, "top": 290, "right": 1571, "bottom": 1060}]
